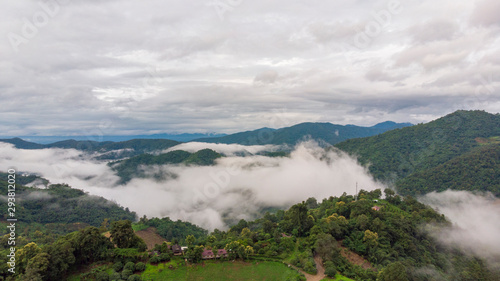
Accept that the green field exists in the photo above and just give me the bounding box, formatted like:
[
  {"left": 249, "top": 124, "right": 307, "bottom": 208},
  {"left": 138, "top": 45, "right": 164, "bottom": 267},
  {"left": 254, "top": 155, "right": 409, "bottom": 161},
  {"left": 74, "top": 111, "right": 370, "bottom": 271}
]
[
  {"left": 320, "top": 274, "right": 355, "bottom": 281},
  {"left": 140, "top": 260, "right": 302, "bottom": 281}
]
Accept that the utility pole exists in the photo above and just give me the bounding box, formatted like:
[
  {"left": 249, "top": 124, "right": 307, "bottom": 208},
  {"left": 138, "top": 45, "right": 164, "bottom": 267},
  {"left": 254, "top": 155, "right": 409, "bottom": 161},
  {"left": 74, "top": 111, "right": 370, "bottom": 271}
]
[{"left": 355, "top": 182, "right": 358, "bottom": 201}]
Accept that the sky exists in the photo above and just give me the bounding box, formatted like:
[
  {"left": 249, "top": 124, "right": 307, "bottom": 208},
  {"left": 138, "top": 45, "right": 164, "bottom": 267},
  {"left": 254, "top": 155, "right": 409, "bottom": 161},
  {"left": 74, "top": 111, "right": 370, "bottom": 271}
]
[{"left": 1, "top": 0, "right": 500, "bottom": 136}]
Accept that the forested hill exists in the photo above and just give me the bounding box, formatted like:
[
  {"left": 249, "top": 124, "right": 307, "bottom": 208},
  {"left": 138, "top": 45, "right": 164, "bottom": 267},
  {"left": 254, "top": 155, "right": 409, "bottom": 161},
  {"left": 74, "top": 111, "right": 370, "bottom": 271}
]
[
  {"left": 0, "top": 175, "right": 136, "bottom": 226},
  {"left": 193, "top": 121, "right": 412, "bottom": 146},
  {"left": 335, "top": 110, "right": 500, "bottom": 195},
  {"left": 110, "top": 149, "right": 222, "bottom": 184},
  {"left": 397, "top": 142, "right": 500, "bottom": 197},
  {"left": 0, "top": 138, "right": 181, "bottom": 159}
]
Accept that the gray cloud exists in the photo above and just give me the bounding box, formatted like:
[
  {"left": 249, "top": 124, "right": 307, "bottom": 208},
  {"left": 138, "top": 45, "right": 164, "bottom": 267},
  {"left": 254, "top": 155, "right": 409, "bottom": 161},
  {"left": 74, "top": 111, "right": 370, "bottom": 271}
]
[{"left": 0, "top": 0, "right": 499, "bottom": 136}]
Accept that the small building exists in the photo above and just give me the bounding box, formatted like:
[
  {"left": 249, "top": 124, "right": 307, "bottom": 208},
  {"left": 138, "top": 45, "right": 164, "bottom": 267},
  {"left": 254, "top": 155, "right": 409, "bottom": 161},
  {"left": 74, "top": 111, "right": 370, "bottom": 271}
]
[
  {"left": 281, "top": 233, "right": 292, "bottom": 238},
  {"left": 216, "top": 249, "right": 228, "bottom": 258},
  {"left": 372, "top": 206, "right": 381, "bottom": 211},
  {"left": 172, "top": 245, "right": 182, "bottom": 255},
  {"left": 202, "top": 249, "right": 215, "bottom": 259}
]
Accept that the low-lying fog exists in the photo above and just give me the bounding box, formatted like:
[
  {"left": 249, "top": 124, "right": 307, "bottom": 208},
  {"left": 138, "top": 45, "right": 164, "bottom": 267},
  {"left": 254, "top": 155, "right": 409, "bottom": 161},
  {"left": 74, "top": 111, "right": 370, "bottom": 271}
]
[{"left": 0, "top": 141, "right": 383, "bottom": 230}]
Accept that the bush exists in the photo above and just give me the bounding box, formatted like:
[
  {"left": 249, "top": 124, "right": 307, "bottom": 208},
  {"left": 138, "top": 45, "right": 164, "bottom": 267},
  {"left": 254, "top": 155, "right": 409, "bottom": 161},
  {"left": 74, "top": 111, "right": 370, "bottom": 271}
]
[
  {"left": 135, "top": 262, "right": 146, "bottom": 272},
  {"left": 110, "top": 272, "right": 121, "bottom": 281},
  {"left": 324, "top": 261, "right": 337, "bottom": 278},
  {"left": 159, "top": 253, "right": 171, "bottom": 262},
  {"left": 96, "top": 271, "right": 109, "bottom": 281},
  {"left": 112, "top": 261, "right": 123, "bottom": 272},
  {"left": 121, "top": 269, "right": 133, "bottom": 280},
  {"left": 128, "top": 275, "right": 142, "bottom": 281},
  {"left": 124, "top": 261, "right": 135, "bottom": 271},
  {"left": 150, "top": 255, "right": 160, "bottom": 264}
]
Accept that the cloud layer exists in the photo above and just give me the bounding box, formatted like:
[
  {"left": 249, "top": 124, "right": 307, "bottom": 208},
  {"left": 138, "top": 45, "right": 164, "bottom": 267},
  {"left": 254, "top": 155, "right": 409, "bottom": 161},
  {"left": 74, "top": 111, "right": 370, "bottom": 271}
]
[
  {"left": 1, "top": 0, "right": 499, "bottom": 136},
  {"left": 422, "top": 190, "right": 500, "bottom": 267},
  {"left": 0, "top": 142, "right": 384, "bottom": 230}
]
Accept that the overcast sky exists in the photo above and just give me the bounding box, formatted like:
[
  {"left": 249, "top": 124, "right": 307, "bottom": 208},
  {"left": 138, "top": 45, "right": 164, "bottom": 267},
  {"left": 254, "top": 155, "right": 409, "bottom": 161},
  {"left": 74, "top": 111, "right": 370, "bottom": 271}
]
[{"left": 1, "top": 0, "right": 499, "bottom": 136}]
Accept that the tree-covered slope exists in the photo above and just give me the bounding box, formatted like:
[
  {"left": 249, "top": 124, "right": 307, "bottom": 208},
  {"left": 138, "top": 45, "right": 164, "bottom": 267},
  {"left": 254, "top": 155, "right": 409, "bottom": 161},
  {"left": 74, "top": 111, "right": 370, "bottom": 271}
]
[
  {"left": 397, "top": 142, "right": 500, "bottom": 197},
  {"left": 0, "top": 138, "right": 44, "bottom": 149},
  {"left": 194, "top": 121, "right": 412, "bottom": 146},
  {"left": 110, "top": 149, "right": 222, "bottom": 184},
  {"left": 335, "top": 110, "right": 500, "bottom": 184},
  {"left": 0, "top": 177, "right": 136, "bottom": 226}
]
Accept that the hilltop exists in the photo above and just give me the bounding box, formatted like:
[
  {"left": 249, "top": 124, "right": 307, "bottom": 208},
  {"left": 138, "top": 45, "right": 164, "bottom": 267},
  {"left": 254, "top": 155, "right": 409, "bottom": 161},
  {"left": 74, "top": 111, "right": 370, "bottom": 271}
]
[
  {"left": 335, "top": 110, "right": 500, "bottom": 196},
  {"left": 194, "top": 121, "right": 412, "bottom": 146}
]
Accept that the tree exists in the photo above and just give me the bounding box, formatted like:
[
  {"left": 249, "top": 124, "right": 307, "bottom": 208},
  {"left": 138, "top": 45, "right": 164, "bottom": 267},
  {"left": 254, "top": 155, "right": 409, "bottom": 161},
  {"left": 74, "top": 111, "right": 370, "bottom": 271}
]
[
  {"left": 74, "top": 226, "right": 113, "bottom": 264},
  {"left": 22, "top": 252, "right": 50, "bottom": 281},
  {"left": 186, "top": 235, "right": 196, "bottom": 248},
  {"left": 286, "top": 202, "right": 314, "bottom": 236},
  {"left": 363, "top": 230, "right": 379, "bottom": 249},
  {"left": 324, "top": 261, "right": 337, "bottom": 278},
  {"left": 377, "top": 262, "right": 408, "bottom": 281},
  {"left": 207, "top": 235, "right": 217, "bottom": 244},
  {"left": 186, "top": 245, "right": 204, "bottom": 263},
  {"left": 110, "top": 220, "right": 136, "bottom": 248},
  {"left": 314, "top": 233, "right": 340, "bottom": 262},
  {"left": 244, "top": 246, "right": 254, "bottom": 259}
]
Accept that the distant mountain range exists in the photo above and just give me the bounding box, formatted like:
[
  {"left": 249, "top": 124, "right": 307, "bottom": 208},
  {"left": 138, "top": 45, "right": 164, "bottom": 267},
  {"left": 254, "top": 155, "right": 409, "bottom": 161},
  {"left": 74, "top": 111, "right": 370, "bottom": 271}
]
[
  {"left": 2, "top": 133, "right": 226, "bottom": 144},
  {"left": 0, "top": 121, "right": 412, "bottom": 151},
  {"left": 193, "top": 121, "right": 413, "bottom": 146},
  {"left": 0, "top": 138, "right": 181, "bottom": 160}
]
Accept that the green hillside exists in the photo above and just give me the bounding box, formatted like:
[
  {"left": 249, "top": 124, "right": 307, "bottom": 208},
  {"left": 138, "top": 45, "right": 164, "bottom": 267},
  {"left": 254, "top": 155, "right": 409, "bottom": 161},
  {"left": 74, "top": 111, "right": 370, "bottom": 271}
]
[
  {"left": 335, "top": 110, "right": 500, "bottom": 186},
  {"left": 0, "top": 178, "right": 136, "bottom": 227},
  {"left": 8, "top": 189, "right": 498, "bottom": 281},
  {"left": 0, "top": 138, "right": 181, "bottom": 160},
  {"left": 397, "top": 143, "right": 500, "bottom": 196},
  {"left": 194, "top": 121, "right": 412, "bottom": 146},
  {"left": 111, "top": 149, "right": 222, "bottom": 184}
]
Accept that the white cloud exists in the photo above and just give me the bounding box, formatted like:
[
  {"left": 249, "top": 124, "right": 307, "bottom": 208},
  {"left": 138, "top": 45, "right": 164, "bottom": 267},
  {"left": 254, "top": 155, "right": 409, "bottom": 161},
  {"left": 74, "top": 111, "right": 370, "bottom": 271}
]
[
  {"left": 421, "top": 190, "right": 500, "bottom": 267},
  {"left": 0, "top": 142, "right": 384, "bottom": 231}
]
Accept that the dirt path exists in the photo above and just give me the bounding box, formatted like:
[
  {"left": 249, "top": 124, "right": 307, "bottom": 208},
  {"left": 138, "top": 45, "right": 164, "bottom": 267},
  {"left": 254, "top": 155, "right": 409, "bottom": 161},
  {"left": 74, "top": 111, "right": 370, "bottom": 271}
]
[{"left": 288, "top": 254, "right": 326, "bottom": 281}]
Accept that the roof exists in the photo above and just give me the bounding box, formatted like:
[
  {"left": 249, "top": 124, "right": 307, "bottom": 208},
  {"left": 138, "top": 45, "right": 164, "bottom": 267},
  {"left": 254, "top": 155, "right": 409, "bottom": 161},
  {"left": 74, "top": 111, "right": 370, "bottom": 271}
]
[
  {"left": 202, "top": 250, "right": 214, "bottom": 257},
  {"left": 217, "top": 249, "right": 227, "bottom": 255}
]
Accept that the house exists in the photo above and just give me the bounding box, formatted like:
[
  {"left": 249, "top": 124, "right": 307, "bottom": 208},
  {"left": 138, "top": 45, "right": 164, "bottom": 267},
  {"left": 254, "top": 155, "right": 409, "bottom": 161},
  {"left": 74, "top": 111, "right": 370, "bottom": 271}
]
[
  {"left": 372, "top": 206, "right": 381, "bottom": 211},
  {"left": 171, "top": 245, "right": 182, "bottom": 255},
  {"left": 281, "top": 233, "right": 292, "bottom": 238},
  {"left": 202, "top": 249, "right": 215, "bottom": 259},
  {"left": 216, "top": 249, "right": 228, "bottom": 258}
]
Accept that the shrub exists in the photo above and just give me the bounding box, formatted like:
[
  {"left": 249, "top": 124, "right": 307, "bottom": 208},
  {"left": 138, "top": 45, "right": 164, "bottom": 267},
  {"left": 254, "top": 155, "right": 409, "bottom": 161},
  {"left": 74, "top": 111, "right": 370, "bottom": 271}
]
[
  {"left": 159, "top": 253, "right": 171, "bottom": 262},
  {"left": 124, "top": 261, "right": 135, "bottom": 271},
  {"left": 96, "top": 271, "right": 109, "bottom": 281},
  {"left": 112, "top": 261, "right": 123, "bottom": 272},
  {"left": 135, "top": 262, "right": 146, "bottom": 272},
  {"left": 110, "top": 272, "right": 121, "bottom": 281},
  {"left": 150, "top": 255, "right": 160, "bottom": 264},
  {"left": 128, "top": 275, "right": 142, "bottom": 281},
  {"left": 121, "top": 269, "right": 133, "bottom": 280}
]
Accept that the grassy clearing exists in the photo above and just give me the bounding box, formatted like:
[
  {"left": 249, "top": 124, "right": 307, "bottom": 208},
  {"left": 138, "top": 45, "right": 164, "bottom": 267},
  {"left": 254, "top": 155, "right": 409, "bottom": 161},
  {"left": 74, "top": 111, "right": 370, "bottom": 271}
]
[
  {"left": 320, "top": 274, "right": 355, "bottom": 281},
  {"left": 141, "top": 259, "right": 300, "bottom": 281},
  {"left": 132, "top": 222, "right": 149, "bottom": 232}
]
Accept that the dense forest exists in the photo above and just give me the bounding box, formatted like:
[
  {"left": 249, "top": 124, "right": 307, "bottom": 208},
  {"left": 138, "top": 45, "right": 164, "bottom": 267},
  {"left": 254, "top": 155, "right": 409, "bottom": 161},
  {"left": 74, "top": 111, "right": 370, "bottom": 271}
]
[
  {"left": 110, "top": 149, "right": 222, "bottom": 184},
  {"left": 397, "top": 142, "right": 500, "bottom": 196},
  {"left": 194, "top": 121, "right": 412, "bottom": 146},
  {"left": 2, "top": 179, "right": 498, "bottom": 280},
  {"left": 335, "top": 110, "right": 500, "bottom": 196}
]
